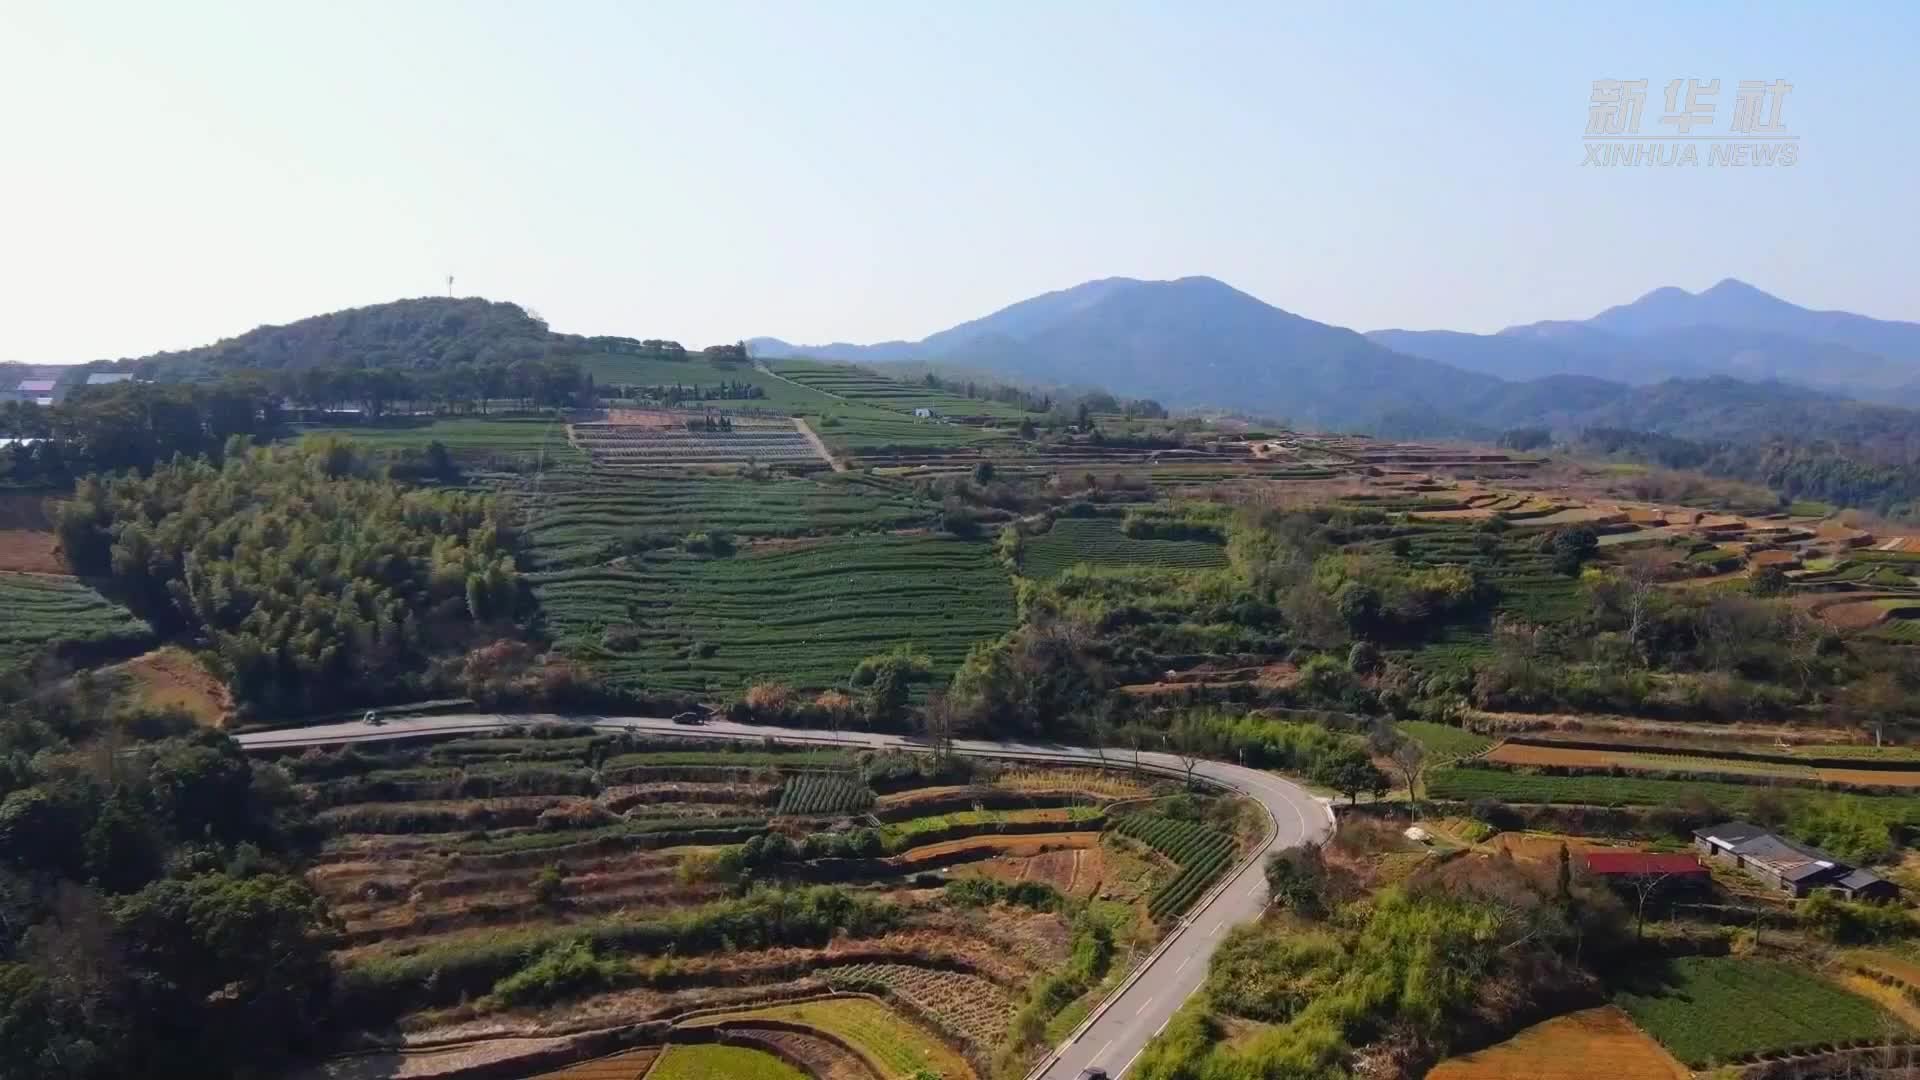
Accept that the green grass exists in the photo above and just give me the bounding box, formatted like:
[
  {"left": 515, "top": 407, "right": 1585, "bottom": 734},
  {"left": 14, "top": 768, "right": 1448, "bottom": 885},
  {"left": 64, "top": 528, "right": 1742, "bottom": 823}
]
[
  {"left": 0, "top": 572, "right": 152, "bottom": 675},
  {"left": 1617, "top": 956, "right": 1893, "bottom": 1065},
  {"left": 684, "top": 997, "right": 971, "bottom": 1079},
  {"left": 879, "top": 806, "right": 1101, "bottom": 849},
  {"left": 648, "top": 1045, "right": 808, "bottom": 1080},
  {"left": 290, "top": 416, "right": 581, "bottom": 466},
  {"left": 1789, "top": 499, "right": 1836, "bottom": 517},
  {"left": 1427, "top": 765, "right": 1920, "bottom": 825},
  {"left": 517, "top": 467, "right": 934, "bottom": 569},
  {"left": 812, "top": 405, "right": 1016, "bottom": 453},
  {"left": 1020, "top": 517, "right": 1229, "bottom": 578},
  {"left": 1397, "top": 721, "right": 1491, "bottom": 760},
  {"left": 534, "top": 533, "right": 1015, "bottom": 693}
]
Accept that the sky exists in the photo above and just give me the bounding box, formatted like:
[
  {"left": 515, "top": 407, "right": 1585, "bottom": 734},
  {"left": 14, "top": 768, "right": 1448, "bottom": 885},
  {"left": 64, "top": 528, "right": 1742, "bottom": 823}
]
[{"left": 2, "top": 1, "right": 1916, "bottom": 363}]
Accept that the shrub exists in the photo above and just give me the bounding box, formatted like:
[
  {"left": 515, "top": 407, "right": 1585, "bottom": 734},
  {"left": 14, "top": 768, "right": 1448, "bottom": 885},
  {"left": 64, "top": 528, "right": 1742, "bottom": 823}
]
[{"left": 487, "top": 939, "right": 619, "bottom": 1006}]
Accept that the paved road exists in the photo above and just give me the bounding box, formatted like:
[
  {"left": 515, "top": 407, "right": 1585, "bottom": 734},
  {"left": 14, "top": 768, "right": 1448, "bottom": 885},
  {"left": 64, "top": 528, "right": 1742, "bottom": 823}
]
[{"left": 237, "top": 713, "right": 1332, "bottom": 1080}]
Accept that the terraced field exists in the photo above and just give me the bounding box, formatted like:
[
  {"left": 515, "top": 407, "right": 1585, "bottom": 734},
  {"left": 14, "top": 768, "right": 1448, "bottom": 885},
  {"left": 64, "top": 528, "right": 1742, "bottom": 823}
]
[
  {"left": 1617, "top": 957, "right": 1895, "bottom": 1066},
  {"left": 649, "top": 1044, "right": 808, "bottom": 1080},
  {"left": 292, "top": 416, "right": 582, "bottom": 466},
  {"left": 518, "top": 469, "right": 932, "bottom": 568},
  {"left": 1429, "top": 765, "right": 1920, "bottom": 825},
  {"left": 1019, "top": 517, "right": 1230, "bottom": 578},
  {"left": 684, "top": 997, "right": 975, "bottom": 1080},
  {"left": 582, "top": 354, "right": 835, "bottom": 412},
  {"left": 0, "top": 571, "right": 152, "bottom": 676},
  {"left": 534, "top": 533, "right": 1015, "bottom": 693},
  {"left": 767, "top": 358, "right": 1033, "bottom": 421}
]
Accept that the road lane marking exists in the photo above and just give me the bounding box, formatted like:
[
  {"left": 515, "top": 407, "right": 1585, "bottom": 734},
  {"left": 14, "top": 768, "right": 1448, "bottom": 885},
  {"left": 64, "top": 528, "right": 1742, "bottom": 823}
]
[
  {"left": 1095, "top": 1039, "right": 1114, "bottom": 1062},
  {"left": 1173, "top": 954, "right": 1191, "bottom": 975},
  {"left": 1135, "top": 995, "right": 1154, "bottom": 1014},
  {"left": 1209, "top": 920, "right": 1223, "bottom": 937},
  {"left": 1118, "top": 1044, "right": 1147, "bottom": 1078}
]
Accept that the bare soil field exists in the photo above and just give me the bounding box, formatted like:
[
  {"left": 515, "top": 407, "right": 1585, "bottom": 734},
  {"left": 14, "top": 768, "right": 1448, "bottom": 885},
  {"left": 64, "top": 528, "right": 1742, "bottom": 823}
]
[
  {"left": 0, "top": 529, "right": 61, "bottom": 573},
  {"left": 111, "top": 646, "right": 231, "bottom": 726},
  {"left": 890, "top": 831, "right": 1102, "bottom": 867},
  {"left": 1426, "top": 1006, "right": 1687, "bottom": 1080}
]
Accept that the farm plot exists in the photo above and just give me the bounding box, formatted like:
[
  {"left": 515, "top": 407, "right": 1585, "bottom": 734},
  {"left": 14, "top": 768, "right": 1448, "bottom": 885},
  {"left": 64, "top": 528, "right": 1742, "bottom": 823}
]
[
  {"left": 811, "top": 408, "right": 1015, "bottom": 454},
  {"left": 0, "top": 572, "right": 152, "bottom": 676},
  {"left": 292, "top": 416, "right": 582, "bottom": 467},
  {"left": 880, "top": 807, "right": 1103, "bottom": 852},
  {"left": 649, "top": 1045, "right": 808, "bottom": 1080},
  {"left": 519, "top": 469, "right": 933, "bottom": 568},
  {"left": 1114, "top": 815, "right": 1238, "bottom": 920},
  {"left": 1426, "top": 1005, "right": 1686, "bottom": 1080},
  {"left": 777, "top": 773, "right": 876, "bottom": 816},
  {"left": 1484, "top": 742, "right": 1819, "bottom": 781},
  {"left": 1398, "top": 721, "right": 1492, "bottom": 760},
  {"left": 767, "top": 358, "right": 1033, "bottom": 421},
  {"left": 1020, "top": 517, "right": 1229, "bottom": 578},
  {"left": 571, "top": 422, "right": 829, "bottom": 470},
  {"left": 534, "top": 534, "right": 1015, "bottom": 693},
  {"left": 582, "top": 353, "right": 836, "bottom": 412},
  {"left": 825, "top": 962, "right": 1017, "bottom": 1050},
  {"left": 682, "top": 997, "right": 974, "bottom": 1080},
  {"left": 1616, "top": 956, "right": 1895, "bottom": 1066},
  {"left": 528, "top": 1046, "right": 662, "bottom": 1080},
  {"left": 1428, "top": 766, "right": 1920, "bottom": 826}
]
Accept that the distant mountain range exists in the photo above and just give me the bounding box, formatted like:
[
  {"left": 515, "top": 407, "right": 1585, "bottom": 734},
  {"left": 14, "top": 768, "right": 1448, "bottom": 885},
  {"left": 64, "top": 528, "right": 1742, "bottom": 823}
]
[
  {"left": 752, "top": 276, "right": 1920, "bottom": 443},
  {"left": 1372, "top": 278, "right": 1920, "bottom": 402}
]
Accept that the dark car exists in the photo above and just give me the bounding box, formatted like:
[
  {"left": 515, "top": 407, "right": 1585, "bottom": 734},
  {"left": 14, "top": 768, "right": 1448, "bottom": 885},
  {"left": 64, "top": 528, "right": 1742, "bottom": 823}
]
[
  {"left": 1077, "top": 1070, "right": 1109, "bottom": 1080},
  {"left": 670, "top": 711, "right": 706, "bottom": 725}
]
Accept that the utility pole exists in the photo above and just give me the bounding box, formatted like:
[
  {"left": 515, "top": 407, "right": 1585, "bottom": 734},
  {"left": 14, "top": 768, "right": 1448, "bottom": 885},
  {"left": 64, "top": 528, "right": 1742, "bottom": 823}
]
[{"left": 446, "top": 274, "right": 455, "bottom": 298}]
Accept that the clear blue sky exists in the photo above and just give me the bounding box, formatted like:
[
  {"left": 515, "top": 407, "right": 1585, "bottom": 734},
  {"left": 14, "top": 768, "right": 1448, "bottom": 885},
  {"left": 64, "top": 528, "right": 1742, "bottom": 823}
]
[{"left": 2, "top": 1, "right": 1914, "bottom": 363}]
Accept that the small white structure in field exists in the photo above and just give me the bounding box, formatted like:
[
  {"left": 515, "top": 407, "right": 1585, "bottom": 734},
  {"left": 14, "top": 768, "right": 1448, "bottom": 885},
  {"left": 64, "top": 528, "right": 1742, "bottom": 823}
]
[
  {"left": 913, "top": 407, "right": 934, "bottom": 418},
  {"left": 1404, "top": 826, "right": 1433, "bottom": 844}
]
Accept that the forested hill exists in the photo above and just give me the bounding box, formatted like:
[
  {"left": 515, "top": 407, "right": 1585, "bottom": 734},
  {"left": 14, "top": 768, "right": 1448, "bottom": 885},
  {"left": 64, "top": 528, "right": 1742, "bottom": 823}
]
[{"left": 110, "top": 297, "right": 700, "bottom": 378}]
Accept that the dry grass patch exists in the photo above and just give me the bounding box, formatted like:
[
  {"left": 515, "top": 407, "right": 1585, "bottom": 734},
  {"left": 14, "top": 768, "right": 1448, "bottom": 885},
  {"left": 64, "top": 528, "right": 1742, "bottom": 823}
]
[
  {"left": 891, "top": 831, "right": 1101, "bottom": 867},
  {"left": 683, "top": 996, "right": 974, "bottom": 1080},
  {"left": 527, "top": 1046, "right": 661, "bottom": 1080},
  {"left": 112, "top": 646, "right": 231, "bottom": 726},
  {"left": 1426, "top": 1006, "right": 1686, "bottom": 1080}
]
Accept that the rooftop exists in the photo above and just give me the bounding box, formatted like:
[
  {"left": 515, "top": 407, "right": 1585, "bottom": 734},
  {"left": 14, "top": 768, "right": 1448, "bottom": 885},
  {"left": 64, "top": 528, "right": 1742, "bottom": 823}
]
[{"left": 1582, "top": 851, "right": 1707, "bottom": 876}]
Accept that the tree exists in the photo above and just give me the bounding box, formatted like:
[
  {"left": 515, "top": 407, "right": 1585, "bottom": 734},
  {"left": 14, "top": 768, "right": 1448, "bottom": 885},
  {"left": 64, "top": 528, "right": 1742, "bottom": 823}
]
[
  {"left": 1309, "top": 744, "right": 1386, "bottom": 805},
  {"left": 1619, "top": 870, "right": 1675, "bottom": 941},
  {"left": 1166, "top": 717, "right": 1206, "bottom": 789},
  {"left": 1389, "top": 736, "right": 1428, "bottom": 807}
]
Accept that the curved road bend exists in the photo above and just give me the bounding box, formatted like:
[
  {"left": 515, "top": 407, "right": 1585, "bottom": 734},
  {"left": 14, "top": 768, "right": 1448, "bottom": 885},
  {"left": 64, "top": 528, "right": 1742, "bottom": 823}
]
[{"left": 236, "top": 714, "right": 1333, "bottom": 1080}]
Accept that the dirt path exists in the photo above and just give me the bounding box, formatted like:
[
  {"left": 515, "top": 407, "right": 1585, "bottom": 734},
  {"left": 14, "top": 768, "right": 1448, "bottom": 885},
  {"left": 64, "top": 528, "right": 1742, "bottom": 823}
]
[{"left": 792, "top": 417, "right": 844, "bottom": 472}]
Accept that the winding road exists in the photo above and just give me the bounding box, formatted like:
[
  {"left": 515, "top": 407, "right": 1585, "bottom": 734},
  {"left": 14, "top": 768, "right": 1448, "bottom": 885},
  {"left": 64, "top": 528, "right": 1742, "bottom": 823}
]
[{"left": 237, "top": 713, "right": 1332, "bottom": 1080}]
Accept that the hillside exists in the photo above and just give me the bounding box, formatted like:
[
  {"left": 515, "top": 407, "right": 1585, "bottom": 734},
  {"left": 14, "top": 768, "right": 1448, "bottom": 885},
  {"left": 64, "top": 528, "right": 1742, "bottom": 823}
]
[
  {"left": 108, "top": 297, "right": 655, "bottom": 378},
  {"left": 755, "top": 276, "right": 1508, "bottom": 430}
]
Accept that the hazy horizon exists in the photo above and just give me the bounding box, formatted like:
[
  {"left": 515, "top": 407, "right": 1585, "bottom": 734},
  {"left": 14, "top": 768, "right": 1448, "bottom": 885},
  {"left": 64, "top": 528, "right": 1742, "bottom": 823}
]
[{"left": 4, "top": 1, "right": 1915, "bottom": 364}]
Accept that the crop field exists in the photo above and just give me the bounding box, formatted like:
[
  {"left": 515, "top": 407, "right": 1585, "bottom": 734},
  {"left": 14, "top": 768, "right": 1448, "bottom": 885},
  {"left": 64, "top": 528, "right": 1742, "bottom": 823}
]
[
  {"left": 1019, "top": 517, "right": 1230, "bottom": 578},
  {"left": 775, "top": 772, "right": 876, "bottom": 816},
  {"left": 582, "top": 354, "right": 835, "bottom": 412},
  {"left": 879, "top": 807, "right": 1104, "bottom": 852},
  {"left": 767, "top": 358, "right": 1034, "bottom": 421},
  {"left": 684, "top": 997, "right": 976, "bottom": 1080},
  {"left": 1114, "top": 815, "right": 1239, "bottom": 920},
  {"left": 812, "top": 407, "right": 1016, "bottom": 453},
  {"left": 0, "top": 572, "right": 152, "bottom": 676},
  {"left": 1426, "top": 1006, "right": 1687, "bottom": 1080},
  {"left": 571, "top": 422, "right": 828, "bottom": 470},
  {"left": 1428, "top": 765, "right": 1920, "bottom": 826},
  {"left": 1484, "top": 742, "right": 1819, "bottom": 780},
  {"left": 1371, "top": 525, "right": 1586, "bottom": 623},
  {"left": 293, "top": 416, "right": 583, "bottom": 466},
  {"left": 1398, "top": 721, "right": 1492, "bottom": 760},
  {"left": 1616, "top": 957, "right": 1894, "bottom": 1066},
  {"left": 826, "top": 962, "right": 1017, "bottom": 1051},
  {"left": 649, "top": 1045, "right": 807, "bottom": 1080},
  {"left": 518, "top": 469, "right": 933, "bottom": 568},
  {"left": 529, "top": 1046, "right": 662, "bottom": 1079},
  {"left": 534, "top": 533, "right": 1015, "bottom": 693}
]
